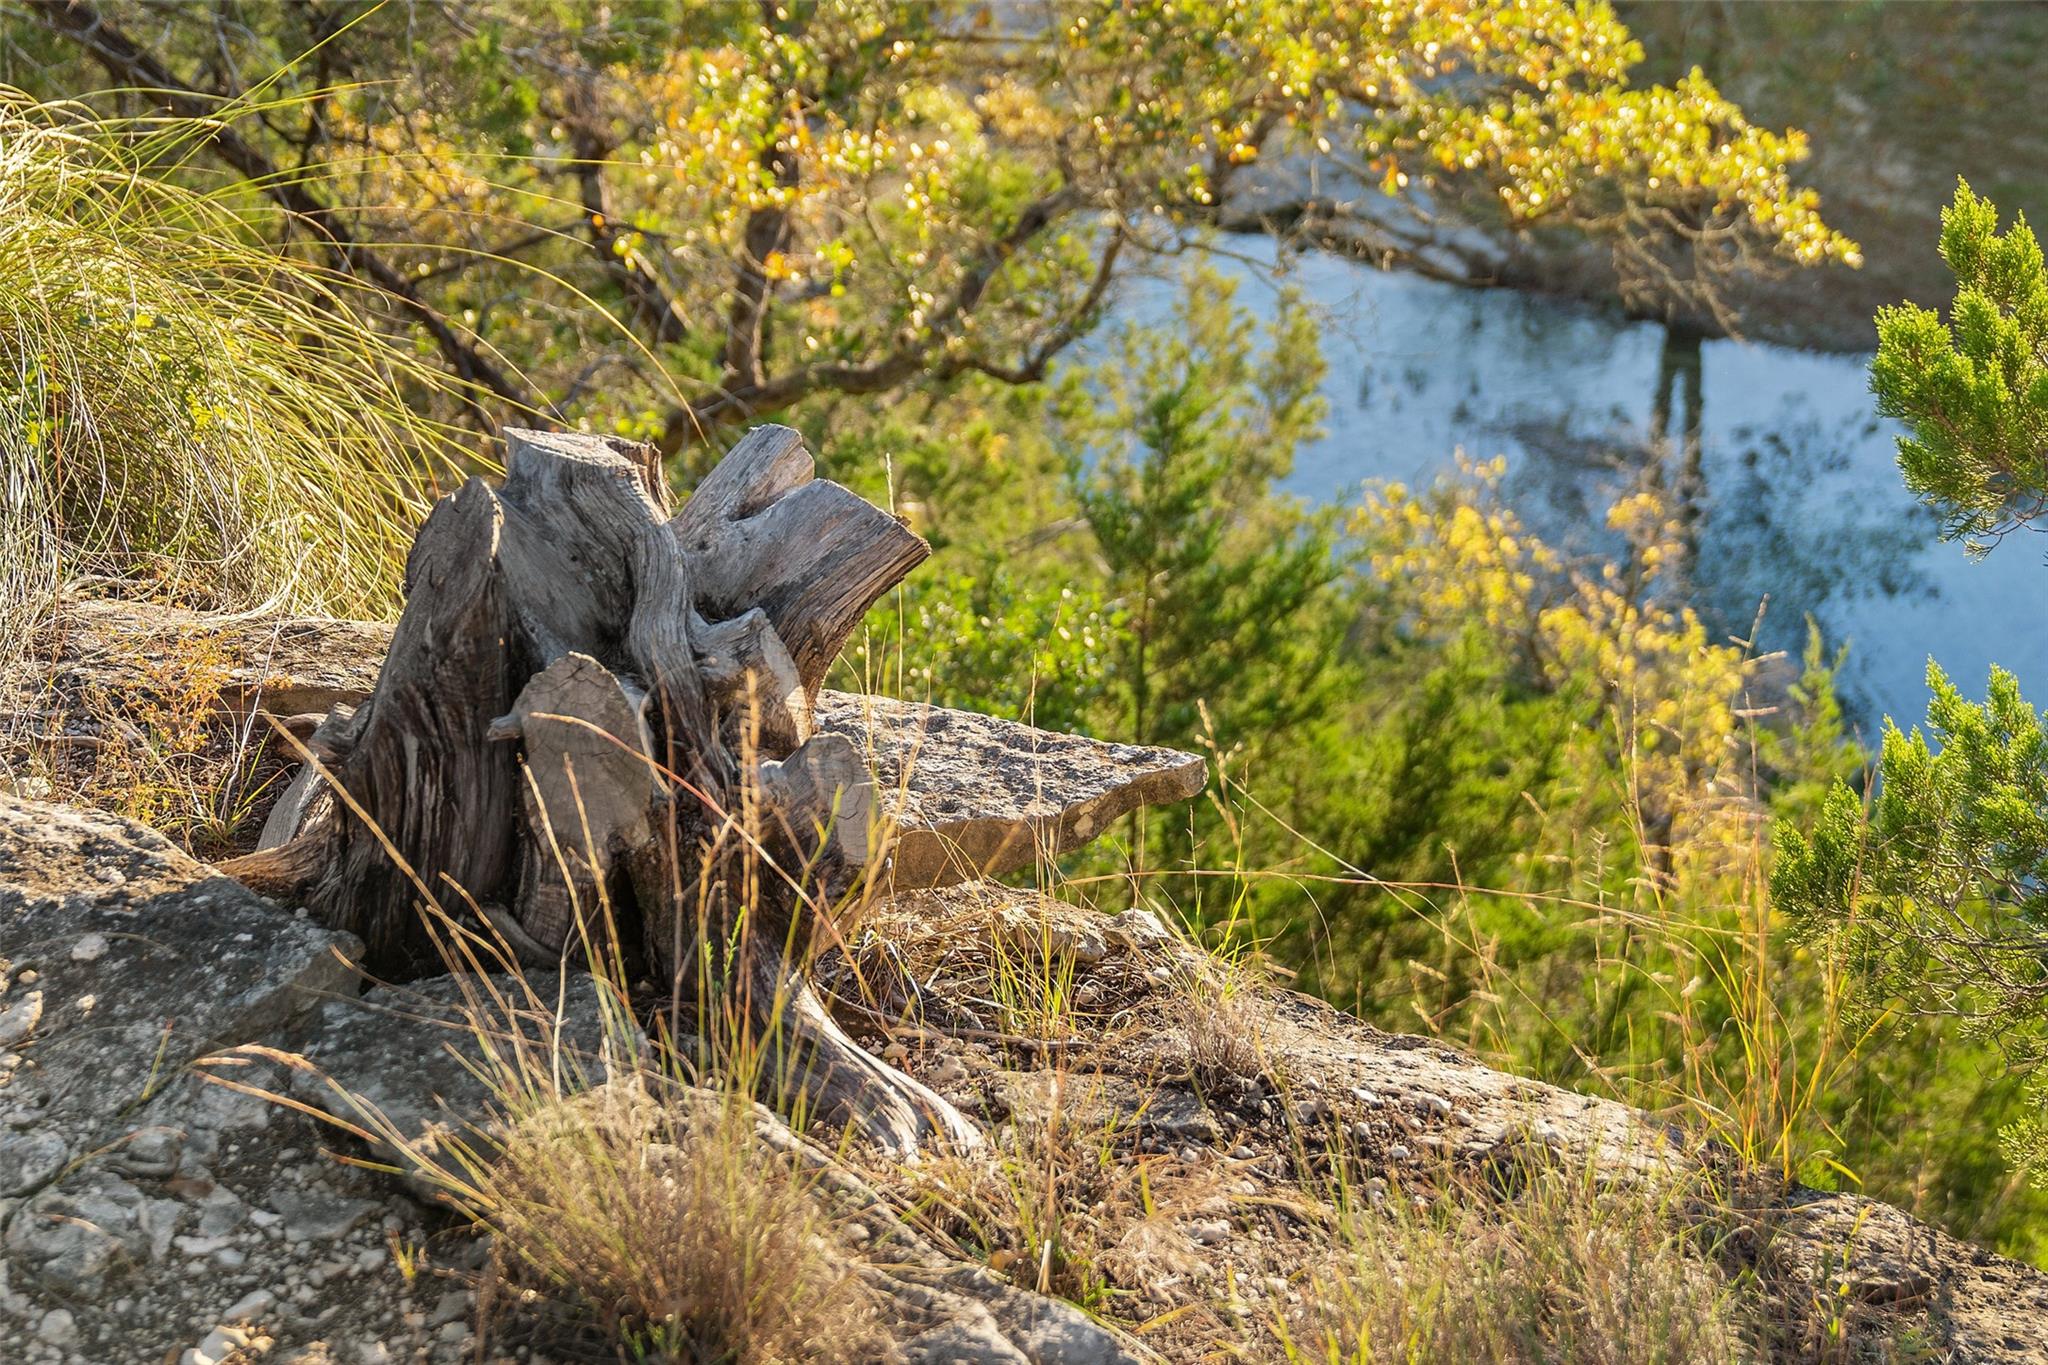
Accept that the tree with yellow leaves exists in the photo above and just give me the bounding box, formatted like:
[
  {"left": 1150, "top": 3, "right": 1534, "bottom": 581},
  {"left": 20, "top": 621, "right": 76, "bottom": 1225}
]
[{"left": 13, "top": 0, "right": 1853, "bottom": 451}]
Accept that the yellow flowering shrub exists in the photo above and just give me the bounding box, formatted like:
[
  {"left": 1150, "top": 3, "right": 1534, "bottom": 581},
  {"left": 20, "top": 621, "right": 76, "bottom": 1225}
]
[{"left": 1353, "top": 460, "right": 1759, "bottom": 878}]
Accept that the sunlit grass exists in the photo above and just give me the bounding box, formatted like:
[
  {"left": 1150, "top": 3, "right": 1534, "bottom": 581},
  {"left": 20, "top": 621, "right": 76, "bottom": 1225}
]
[
  {"left": 1272, "top": 1160, "right": 1759, "bottom": 1365},
  {"left": 0, "top": 89, "right": 475, "bottom": 675}
]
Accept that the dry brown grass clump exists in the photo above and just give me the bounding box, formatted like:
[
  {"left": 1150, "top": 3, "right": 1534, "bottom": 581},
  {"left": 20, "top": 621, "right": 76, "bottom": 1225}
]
[
  {"left": 905, "top": 1072, "right": 1217, "bottom": 1312},
  {"left": 2, "top": 624, "right": 286, "bottom": 857},
  {"left": 1275, "top": 1165, "right": 1755, "bottom": 1364},
  {"left": 1175, "top": 962, "right": 1277, "bottom": 1095},
  {"left": 482, "top": 1085, "right": 892, "bottom": 1365}
]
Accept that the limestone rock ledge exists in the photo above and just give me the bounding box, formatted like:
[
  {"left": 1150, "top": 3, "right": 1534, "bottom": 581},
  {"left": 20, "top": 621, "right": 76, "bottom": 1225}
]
[
  {"left": 0, "top": 795, "right": 1141, "bottom": 1365},
  {"left": 5, "top": 792, "right": 2048, "bottom": 1362},
  {"left": 19, "top": 598, "right": 1209, "bottom": 892}
]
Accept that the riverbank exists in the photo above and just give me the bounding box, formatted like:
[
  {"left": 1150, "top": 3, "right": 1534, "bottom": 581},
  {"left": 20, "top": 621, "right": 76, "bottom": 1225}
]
[{"left": 1624, "top": 0, "right": 2048, "bottom": 353}]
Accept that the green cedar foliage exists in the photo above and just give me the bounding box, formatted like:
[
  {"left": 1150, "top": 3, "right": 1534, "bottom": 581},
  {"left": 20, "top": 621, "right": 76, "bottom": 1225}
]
[
  {"left": 1873, "top": 181, "right": 2048, "bottom": 551},
  {"left": 1782, "top": 182, "right": 2048, "bottom": 1185},
  {"left": 1776, "top": 663, "right": 2048, "bottom": 1177},
  {"left": 1059, "top": 274, "right": 1346, "bottom": 755}
]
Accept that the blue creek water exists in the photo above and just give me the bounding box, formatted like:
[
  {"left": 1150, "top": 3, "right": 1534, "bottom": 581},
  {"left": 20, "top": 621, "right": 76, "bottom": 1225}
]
[{"left": 1113, "top": 242, "right": 2048, "bottom": 734}]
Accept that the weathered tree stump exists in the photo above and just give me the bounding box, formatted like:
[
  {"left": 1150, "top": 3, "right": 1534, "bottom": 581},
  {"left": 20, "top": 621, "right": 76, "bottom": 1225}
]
[{"left": 224, "top": 426, "right": 969, "bottom": 1154}]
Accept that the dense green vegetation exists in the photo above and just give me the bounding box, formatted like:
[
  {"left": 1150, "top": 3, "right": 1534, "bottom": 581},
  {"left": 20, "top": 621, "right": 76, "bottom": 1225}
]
[
  {"left": 6, "top": 0, "right": 2047, "bottom": 1269},
  {"left": 1781, "top": 184, "right": 2048, "bottom": 1195}
]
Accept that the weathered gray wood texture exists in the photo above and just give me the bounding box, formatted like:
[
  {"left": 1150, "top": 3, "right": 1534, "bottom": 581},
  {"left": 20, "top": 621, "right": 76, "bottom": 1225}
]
[{"left": 222, "top": 426, "right": 978, "bottom": 1152}]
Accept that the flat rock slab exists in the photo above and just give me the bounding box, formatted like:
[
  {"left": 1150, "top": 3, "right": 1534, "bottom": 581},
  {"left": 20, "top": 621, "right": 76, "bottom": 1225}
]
[
  {"left": 290, "top": 970, "right": 644, "bottom": 1170},
  {"left": 34, "top": 596, "right": 391, "bottom": 717},
  {"left": 813, "top": 692, "right": 1205, "bottom": 889},
  {"left": 0, "top": 795, "right": 359, "bottom": 1198},
  {"left": 32, "top": 601, "right": 1208, "bottom": 887}
]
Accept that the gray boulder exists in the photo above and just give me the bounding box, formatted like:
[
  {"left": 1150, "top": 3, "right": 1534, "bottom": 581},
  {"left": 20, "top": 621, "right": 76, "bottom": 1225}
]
[
  {"left": 290, "top": 970, "right": 644, "bottom": 1169},
  {"left": 0, "top": 796, "right": 359, "bottom": 1198}
]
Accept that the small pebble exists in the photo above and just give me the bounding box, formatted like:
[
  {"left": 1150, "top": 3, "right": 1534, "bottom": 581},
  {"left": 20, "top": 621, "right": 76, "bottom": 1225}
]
[
  {"left": 37, "top": 1309, "right": 77, "bottom": 1346},
  {"left": 222, "top": 1289, "right": 275, "bottom": 1322},
  {"left": 174, "top": 1234, "right": 232, "bottom": 1257},
  {"left": 183, "top": 1325, "right": 251, "bottom": 1365}
]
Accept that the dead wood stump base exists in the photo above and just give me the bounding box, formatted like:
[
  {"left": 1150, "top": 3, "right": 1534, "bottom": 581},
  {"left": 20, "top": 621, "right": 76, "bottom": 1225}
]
[{"left": 225, "top": 426, "right": 974, "bottom": 1155}]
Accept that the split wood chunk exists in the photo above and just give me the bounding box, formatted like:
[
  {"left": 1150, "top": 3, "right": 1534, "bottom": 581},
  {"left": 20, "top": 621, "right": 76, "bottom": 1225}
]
[
  {"left": 755, "top": 730, "right": 873, "bottom": 868},
  {"left": 693, "top": 607, "right": 808, "bottom": 749},
  {"left": 298, "top": 479, "right": 526, "bottom": 969},
  {"left": 667, "top": 424, "right": 926, "bottom": 692},
  {"left": 494, "top": 429, "right": 671, "bottom": 668},
  {"left": 493, "top": 653, "right": 660, "bottom": 958}
]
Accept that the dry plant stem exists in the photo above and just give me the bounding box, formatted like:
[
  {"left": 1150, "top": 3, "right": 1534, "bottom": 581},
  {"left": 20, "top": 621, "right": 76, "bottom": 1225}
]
[
  {"left": 826, "top": 992, "right": 1089, "bottom": 1055},
  {"left": 224, "top": 425, "right": 976, "bottom": 1155}
]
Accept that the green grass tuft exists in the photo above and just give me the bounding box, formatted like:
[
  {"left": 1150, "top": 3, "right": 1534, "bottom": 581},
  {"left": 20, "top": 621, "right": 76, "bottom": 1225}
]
[{"left": 0, "top": 89, "right": 473, "bottom": 672}]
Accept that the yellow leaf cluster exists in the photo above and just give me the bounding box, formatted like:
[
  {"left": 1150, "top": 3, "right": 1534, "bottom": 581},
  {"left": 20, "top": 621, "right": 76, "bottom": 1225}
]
[{"left": 1355, "top": 462, "right": 1760, "bottom": 870}]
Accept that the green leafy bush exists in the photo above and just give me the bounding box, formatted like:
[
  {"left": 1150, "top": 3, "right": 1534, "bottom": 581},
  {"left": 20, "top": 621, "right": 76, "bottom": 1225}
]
[{"left": 1777, "top": 181, "right": 2048, "bottom": 1194}]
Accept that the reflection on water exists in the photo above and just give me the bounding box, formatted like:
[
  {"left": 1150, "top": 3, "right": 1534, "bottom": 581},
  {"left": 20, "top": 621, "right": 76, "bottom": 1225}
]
[{"left": 1111, "top": 243, "right": 2048, "bottom": 730}]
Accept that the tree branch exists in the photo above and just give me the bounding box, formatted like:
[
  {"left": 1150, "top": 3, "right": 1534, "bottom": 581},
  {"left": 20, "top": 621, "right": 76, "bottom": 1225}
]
[
  {"left": 722, "top": 148, "right": 798, "bottom": 392},
  {"left": 29, "top": 0, "right": 539, "bottom": 419},
  {"left": 944, "top": 222, "right": 1125, "bottom": 385},
  {"left": 566, "top": 85, "right": 690, "bottom": 346},
  {"left": 666, "top": 185, "right": 1083, "bottom": 449}
]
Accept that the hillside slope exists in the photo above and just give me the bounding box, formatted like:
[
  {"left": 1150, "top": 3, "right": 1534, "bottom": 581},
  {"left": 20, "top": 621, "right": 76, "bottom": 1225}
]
[{"left": 3, "top": 599, "right": 2045, "bottom": 1362}]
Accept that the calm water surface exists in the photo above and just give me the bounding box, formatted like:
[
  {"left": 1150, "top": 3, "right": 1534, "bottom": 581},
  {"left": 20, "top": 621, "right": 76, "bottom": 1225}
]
[{"left": 1114, "top": 243, "right": 2048, "bottom": 732}]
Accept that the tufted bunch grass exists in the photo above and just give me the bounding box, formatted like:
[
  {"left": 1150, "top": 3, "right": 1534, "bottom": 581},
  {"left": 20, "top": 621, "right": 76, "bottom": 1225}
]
[
  {"left": 0, "top": 90, "right": 471, "bottom": 677},
  {"left": 1271, "top": 1158, "right": 1757, "bottom": 1365}
]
